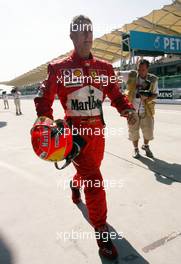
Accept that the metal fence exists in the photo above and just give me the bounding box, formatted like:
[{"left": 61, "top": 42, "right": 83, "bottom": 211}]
[
  {"left": 158, "top": 75, "right": 181, "bottom": 89},
  {"left": 158, "top": 75, "right": 181, "bottom": 99}
]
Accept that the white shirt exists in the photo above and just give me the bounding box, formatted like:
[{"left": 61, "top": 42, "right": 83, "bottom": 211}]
[
  {"left": 13, "top": 91, "right": 21, "bottom": 100},
  {"left": 133, "top": 77, "right": 146, "bottom": 114},
  {"left": 2, "top": 94, "right": 8, "bottom": 101},
  {"left": 133, "top": 77, "right": 158, "bottom": 114}
]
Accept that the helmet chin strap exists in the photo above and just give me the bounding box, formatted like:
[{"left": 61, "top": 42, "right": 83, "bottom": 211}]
[
  {"left": 54, "top": 142, "right": 80, "bottom": 170},
  {"left": 54, "top": 134, "right": 86, "bottom": 170}
]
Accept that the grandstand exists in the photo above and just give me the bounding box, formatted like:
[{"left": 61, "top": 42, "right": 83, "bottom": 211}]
[{"left": 0, "top": 0, "right": 180, "bottom": 99}]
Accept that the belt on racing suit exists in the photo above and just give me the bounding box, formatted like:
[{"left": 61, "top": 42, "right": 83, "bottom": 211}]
[{"left": 66, "top": 115, "right": 103, "bottom": 125}]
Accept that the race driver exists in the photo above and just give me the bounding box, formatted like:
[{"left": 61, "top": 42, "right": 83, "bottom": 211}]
[{"left": 34, "top": 15, "right": 136, "bottom": 260}]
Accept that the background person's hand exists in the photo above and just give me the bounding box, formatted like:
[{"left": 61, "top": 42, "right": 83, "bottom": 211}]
[
  {"left": 140, "top": 95, "right": 148, "bottom": 102},
  {"left": 121, "top": 110, "right": 137, "bottom": 125},
  {"left": 127, "top": 111, "right": 137, "bottom": 125}
]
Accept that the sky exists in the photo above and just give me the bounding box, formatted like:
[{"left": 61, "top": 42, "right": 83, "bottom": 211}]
[{"left": 0, "top": 0, "right": 172, "bottom": 81}]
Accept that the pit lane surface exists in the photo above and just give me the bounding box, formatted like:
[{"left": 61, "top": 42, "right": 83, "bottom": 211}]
[{"left": 0, "top": 99, "right": 180, "bottom": 264}]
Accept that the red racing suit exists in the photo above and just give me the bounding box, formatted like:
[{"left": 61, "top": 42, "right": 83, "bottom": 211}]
[{"left": 34, "top": 51, "right": 134, "bottom": 228}]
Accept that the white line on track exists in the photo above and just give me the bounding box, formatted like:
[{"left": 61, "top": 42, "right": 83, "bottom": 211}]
[{"left": 0, "top": 160, "right": 51, "bottom": 189}]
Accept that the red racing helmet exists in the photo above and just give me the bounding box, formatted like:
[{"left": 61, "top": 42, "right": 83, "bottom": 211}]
[{"left": 31, "top": 116, "right": 73, "bottom": 162}]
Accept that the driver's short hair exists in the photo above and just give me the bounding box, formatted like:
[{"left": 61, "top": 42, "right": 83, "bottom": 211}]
[
  {"left": 70, "top": 15, "right": 92, "bottom": 33},
  {"left": 138, "top": 59, "right": 150, "bottom": 68}
]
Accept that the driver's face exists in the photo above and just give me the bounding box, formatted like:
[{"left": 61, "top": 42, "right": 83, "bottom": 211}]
[
  {"left": 138, "top": 64, "right": 149, "bottom": 79},
  {"left": 70, "top": 21, "right": 93, "bottom": 58}
]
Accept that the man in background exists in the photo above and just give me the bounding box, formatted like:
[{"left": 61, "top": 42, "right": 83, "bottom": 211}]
[
  {"left": 2, "top": 91, "right": 9, "bottom": 109},
  {"left": 12, "top": 87, "right": 23, "bottom": 115},
  {"left": 125, "top": 59, "right": 158, "bottom": 158}
]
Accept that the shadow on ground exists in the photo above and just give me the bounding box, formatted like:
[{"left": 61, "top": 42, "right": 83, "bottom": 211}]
[
  {"left": 0, "top": 122, "right": 7, "bottom": 128},
  {"left": 139, "top": 156, "right": 181, "bottom": 184},
  {"left": 0, "top": 235, "right": 14, "bottom": 264},
  {"left": 77, "top": 202, "right": 149, "bottom": 264}
]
